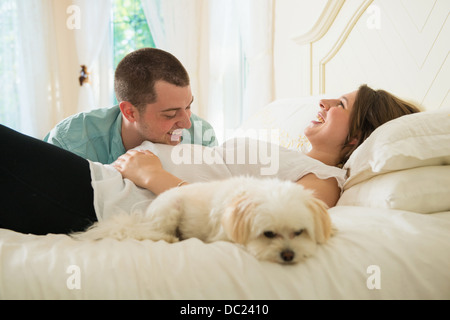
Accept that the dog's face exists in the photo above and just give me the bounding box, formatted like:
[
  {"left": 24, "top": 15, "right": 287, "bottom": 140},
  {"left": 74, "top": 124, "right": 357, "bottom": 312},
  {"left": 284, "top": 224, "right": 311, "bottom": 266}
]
[{"left": 222, "top": 180, "right": 332, "bottom": 264}]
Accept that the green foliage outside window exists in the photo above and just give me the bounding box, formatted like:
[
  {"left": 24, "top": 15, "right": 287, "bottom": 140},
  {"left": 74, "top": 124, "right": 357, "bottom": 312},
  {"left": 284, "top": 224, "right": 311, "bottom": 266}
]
[
  {"left": 112, "top": 0, "right": 155, "bottom": 69},
  {"left": 111, "top": 0, "right": 155, "bottom": 104}
]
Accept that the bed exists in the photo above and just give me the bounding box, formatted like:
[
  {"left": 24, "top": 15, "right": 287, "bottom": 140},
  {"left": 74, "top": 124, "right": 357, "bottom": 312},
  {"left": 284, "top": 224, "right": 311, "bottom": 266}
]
[{"left": 1, "top": 0, "right": 449, "bottom": 300}]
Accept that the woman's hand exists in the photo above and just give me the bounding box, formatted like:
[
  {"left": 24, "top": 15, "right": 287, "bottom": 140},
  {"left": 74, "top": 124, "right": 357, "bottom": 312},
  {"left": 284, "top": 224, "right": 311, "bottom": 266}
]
[{"left": 112, "top": 150, "right": 163, "bottom": 190}]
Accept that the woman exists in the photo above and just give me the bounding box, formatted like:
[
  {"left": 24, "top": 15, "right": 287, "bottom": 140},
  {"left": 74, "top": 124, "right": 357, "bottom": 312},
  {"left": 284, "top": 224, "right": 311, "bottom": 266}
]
[
  {"left": 112, "top": 84, "right": 420, "bottom": 209},
  {"left": 0, "top": 85, "right": 420, "bottom": 235}
]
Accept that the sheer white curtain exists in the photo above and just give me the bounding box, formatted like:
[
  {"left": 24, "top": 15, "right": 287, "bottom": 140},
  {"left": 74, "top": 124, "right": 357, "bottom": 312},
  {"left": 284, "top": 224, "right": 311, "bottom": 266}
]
[
  {"left": 0, "top": 0, "right": 61, "bottom": 138},
  {"left": 0, "top": 1, "right": 21, "bottom": 132},
  {"left": 207, "top": 0, "right": 243, "bottom": 141},
  {"left": 209, "top": 0, "right": 274, "bottom": 142},
  {"left": 141, "top": 0, "right": 204, "bottom": 116},
  {"left": 72, "top": 0, "right": 111, "bottom": 112},
  {"left": 141, "top": 0, "right": 274, "bottom": 144},
  {"left": 239, "top": 0, "right": 274, "bottom": 122}
]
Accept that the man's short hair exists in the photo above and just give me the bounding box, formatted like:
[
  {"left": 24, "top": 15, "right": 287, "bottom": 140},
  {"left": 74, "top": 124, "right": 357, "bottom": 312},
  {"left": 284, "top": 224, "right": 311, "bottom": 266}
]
[{"left": 114, "top": 48, "right": 190, "bottom": 110}]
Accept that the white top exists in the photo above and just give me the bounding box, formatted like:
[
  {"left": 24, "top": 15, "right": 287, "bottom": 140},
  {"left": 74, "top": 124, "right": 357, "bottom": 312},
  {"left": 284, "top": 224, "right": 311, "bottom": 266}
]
[{"left": 89, "top": 138, "right": 347, "bottom": 221}]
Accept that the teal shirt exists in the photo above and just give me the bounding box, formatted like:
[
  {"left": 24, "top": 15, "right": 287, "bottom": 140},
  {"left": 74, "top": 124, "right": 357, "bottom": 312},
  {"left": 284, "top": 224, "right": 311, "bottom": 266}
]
[{"left": 44, "top": 106, "right": 218, "bottom": 164}]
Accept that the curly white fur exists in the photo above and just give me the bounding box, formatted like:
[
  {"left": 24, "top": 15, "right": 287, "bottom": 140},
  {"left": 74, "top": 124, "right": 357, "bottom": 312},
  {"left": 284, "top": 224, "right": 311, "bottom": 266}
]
[{"left": 74, "top": 176, "right": 333, "bottom": 264}]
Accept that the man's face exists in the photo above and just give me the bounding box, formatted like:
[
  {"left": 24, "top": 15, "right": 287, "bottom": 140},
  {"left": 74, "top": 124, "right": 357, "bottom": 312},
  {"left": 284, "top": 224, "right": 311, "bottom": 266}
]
[{"left": 135, "top": 81, "right": 193, "bottom": 145}]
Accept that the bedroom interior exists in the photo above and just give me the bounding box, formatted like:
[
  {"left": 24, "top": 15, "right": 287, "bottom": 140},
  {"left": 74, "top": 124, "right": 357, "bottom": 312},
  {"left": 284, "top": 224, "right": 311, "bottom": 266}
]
[{"left": 0, "top": 0, "right": 449, "bottom": 300}]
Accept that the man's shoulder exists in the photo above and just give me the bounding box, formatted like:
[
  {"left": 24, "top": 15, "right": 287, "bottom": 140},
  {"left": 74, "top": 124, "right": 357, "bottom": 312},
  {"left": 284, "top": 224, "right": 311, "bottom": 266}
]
[
  {"left": 44, "top": 106, "right": 123, "bottom": 162},
  {"left": 187, "top": 113, "right": 217, "bottom": 147},
  {"left": 60, "top": 106, "right": 120, "bottom": 127},
  {"left": 190, "top": 113, "right": 213, "bottom": 127},
  {"left": 46, "top": 106, "right": 121, "bottom": 138}
]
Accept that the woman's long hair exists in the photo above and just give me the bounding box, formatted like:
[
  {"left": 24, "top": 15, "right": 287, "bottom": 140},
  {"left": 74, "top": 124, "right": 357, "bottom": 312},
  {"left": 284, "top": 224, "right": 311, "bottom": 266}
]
[{"left": 342, "top": 84, "right": 421, "bottom": 164}]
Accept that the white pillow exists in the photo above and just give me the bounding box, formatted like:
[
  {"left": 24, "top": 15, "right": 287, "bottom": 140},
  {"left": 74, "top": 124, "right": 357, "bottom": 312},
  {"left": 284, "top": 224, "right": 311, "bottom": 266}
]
[
  {"left": 338, "top": 166, "right": 450, "bottom": 214},
  {"left": 344, "top": 109, "right": 450, "bottom": 189},
  {"left": 235, "top": 97, "right": 321, "bottom": 153}
]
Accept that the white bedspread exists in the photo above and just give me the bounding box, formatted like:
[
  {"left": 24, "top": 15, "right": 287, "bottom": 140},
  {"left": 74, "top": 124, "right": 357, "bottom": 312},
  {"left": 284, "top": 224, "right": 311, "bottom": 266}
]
[{"left": 1, "top": 206, "right": 449, "bottom": 300}]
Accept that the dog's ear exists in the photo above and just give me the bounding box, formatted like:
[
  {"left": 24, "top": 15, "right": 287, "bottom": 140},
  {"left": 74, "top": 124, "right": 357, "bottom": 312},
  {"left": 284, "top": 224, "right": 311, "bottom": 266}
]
[
  {"left": 222, "top": 192, "right": 256, "bottom": 245},
  {"left": 307, "top": 197, "right": 332, "bottom": 244}
]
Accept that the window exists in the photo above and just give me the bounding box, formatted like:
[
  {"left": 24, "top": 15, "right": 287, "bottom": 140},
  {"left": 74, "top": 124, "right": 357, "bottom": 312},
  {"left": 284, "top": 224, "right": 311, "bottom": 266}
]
[
  {"left": 110, "top": 0, "right": 155, "bottom": 104},
  {"left": 0, "top": 0, "right": 20, "bottom": 129},
  {"left": 0, "top": 0, "right": 156, "bottom": 132},
  {"left": 112, "top": 0, "right": 155, "bottom": 68}
]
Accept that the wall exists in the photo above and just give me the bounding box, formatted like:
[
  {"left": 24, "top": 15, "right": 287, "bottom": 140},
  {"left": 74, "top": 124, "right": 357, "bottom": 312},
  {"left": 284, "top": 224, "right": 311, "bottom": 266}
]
[{"left": 273, "top": 0, "right": 327, "bottom": 100}]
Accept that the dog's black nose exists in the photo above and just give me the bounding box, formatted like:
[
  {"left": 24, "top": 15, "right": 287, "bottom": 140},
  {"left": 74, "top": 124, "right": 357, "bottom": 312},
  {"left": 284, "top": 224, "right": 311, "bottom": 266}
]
[{"left": 281, "top": 249, "right": 295, "bottom": 262}]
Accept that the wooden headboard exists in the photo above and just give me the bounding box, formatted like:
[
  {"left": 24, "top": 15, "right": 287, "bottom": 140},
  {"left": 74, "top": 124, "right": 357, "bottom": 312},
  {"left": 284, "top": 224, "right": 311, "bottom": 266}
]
[{"left": 292, "top": 0, "right": 449, "bottom": 110}]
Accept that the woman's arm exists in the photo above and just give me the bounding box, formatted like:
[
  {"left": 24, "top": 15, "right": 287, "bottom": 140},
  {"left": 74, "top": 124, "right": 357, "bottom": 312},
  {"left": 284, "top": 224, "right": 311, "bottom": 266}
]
[
  {"left": 296, "top": 173, "right": 340, "bottom": 208},
  {"left": 112, "top": 150, "right": 187, "bottom": 195},
  {"left": 114, "top": 150, "right": 341, "bottom": 206}
]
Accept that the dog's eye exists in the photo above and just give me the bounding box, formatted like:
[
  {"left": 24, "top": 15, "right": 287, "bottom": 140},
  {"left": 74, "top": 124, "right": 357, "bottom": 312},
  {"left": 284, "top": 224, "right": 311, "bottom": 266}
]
[
  {"left": 294, "top": 229, "right": 304, "bottom": 237},
  {"left": 263, "top": 231, "right": 276, "bottom": 239}
]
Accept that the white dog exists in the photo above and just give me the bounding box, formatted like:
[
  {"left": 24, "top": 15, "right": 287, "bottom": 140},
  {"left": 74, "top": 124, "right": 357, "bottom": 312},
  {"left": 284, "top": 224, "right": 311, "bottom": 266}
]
[{"left": 75, "top": 176, "right": 333, "bottom": 264}]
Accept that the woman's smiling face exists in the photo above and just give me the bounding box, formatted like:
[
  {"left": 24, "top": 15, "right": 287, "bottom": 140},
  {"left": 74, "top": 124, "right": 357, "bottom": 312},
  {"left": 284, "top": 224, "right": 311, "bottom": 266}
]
[{"left": 304, "top": 90, "right": 358, "bottom": 151}]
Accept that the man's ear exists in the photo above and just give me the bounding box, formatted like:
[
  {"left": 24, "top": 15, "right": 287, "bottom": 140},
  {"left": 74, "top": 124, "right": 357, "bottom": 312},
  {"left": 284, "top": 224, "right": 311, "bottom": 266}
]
[{"left": 119, "top": 101, "right": 139, "bottom": 123}]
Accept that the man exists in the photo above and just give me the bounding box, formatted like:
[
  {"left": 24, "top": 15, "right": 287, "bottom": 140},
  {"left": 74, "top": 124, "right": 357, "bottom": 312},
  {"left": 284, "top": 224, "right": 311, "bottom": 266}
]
[{"left": 44, "top": 48, "right": 217, "bottom": 164}]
